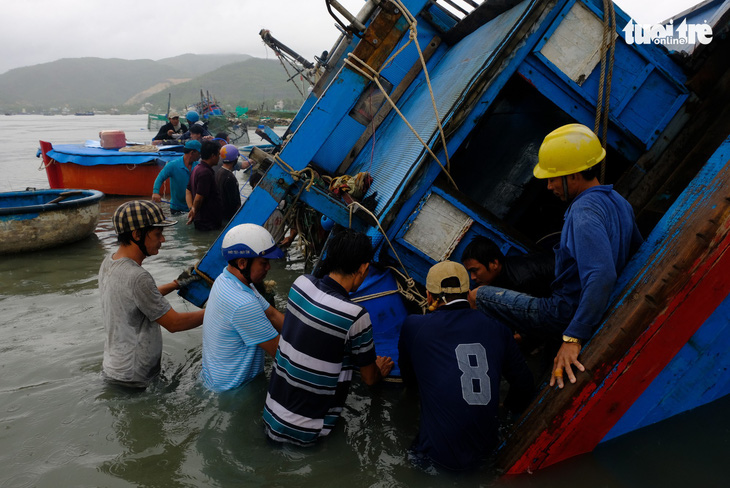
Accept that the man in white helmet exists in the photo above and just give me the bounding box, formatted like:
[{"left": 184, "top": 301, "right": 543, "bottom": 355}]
[
  {"left": 200, "top": 223, "right": 285, "bottom": 392},
  {"left": 470, "top": 124, "right": 643, "bottom": 389}
]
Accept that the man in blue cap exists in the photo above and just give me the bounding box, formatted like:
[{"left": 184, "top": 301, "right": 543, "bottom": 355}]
[{"left": 151, "top": 140, "right": 201, "bottom": 214}]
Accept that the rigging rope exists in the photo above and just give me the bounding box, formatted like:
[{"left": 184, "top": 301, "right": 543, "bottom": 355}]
[
  {"left": 260, "top": 0, "right": 459, "bottom": 310},
  {"left": 347, "top": 200, "right": 428, "bottom": 311},
  {"left": 594, "top": 0, "right": 616, "bottom": 184},
  {"left": 342, "top": 0, "right": 457, "bottom": 189},
  {"left": 266, "top": 152, "right": 428, "bottom": 310},
  {"left": 274, "top": 51, "right": 307, "bottom": 98}
]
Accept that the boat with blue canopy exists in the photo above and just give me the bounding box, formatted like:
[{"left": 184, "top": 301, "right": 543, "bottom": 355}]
[{"left": 38, "top": 140, "right": 183, "bottom": 196}]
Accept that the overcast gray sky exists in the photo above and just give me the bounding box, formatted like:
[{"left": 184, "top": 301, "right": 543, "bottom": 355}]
[{"left": 0, "top": 0, "right": 706, "bottom": 75}]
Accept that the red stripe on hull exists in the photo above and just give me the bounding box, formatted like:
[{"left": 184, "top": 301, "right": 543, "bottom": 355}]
[{"left": 507, "top": 224, "right": 730, "bottom": 473}]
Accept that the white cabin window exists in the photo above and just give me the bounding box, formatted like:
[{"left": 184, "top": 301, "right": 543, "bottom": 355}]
[{"left": 402, "top": 192, "right": 473, "bottom": 261}]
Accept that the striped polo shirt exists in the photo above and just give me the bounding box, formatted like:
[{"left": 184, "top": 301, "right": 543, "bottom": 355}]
[
  {"left": 263, "top": 274, "right": 377, "bottom": 446},
  {"left": 201, "top": 268, "right": 277, "bottom": 392}
]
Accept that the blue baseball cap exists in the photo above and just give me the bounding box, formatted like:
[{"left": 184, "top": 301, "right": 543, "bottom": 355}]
[{"left": 183, "top": 140, "right": 202, "bottom": 153}]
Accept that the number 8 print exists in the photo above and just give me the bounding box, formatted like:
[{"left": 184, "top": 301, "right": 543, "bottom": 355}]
[{"left": 455, "top": 343, "right": 491, "bottom": 405}]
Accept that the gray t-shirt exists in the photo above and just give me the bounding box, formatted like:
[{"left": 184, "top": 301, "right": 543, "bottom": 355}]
[{"left": 99, "top": 255, "right": 172, "bottom": 386}]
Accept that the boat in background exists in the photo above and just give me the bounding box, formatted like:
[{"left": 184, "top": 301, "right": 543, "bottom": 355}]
[
  {"left": 147, "top": 113, "right": 168, "bottom": 132},
  {"left": 0, "top": 189, "right": 104, "bottom": 254},
  {"left": 147, "top": 90, "right": 250, "bottom": 145},
  {"left": 191, "top": 90, "right": 250, "bottom": 145},
  {"left": 38, "top": 140, "right": 182, "bottom": 196},
  {"left": 179, "top": 0, "right": 730, "bottom": 475}
]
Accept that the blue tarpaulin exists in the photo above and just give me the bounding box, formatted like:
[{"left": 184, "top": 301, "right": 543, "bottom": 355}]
[{"left": 47, "top": 144, "right": 183, "bottom": 167}]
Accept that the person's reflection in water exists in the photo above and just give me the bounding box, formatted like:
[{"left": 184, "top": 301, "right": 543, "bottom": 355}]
[{"left": 97, "top": 353, "right": 205, "bottom": 487}]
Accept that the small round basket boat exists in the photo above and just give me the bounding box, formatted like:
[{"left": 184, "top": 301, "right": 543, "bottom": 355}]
[{"left": 0, "top": 189, "right": 104, "bottom": 254}]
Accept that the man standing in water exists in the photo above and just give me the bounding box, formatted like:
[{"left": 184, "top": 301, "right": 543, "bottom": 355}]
[
  {"left": 151, "top": 140, "right": 201, "bottom": 214},
  {"left": 99, "top": 201, "right": 204, "bottom": 388},
  {"left": 399, "top": 261, "right": 534, "bottom": 470},
  {"left": 187, "top": 140, "right": 224, "bottom": 231},
  {"left": 200, "top": 224, "right": 285, "bottom": 392},
  {"left": 263, "top": 229, "right": 394, "bottom": 446},
  {"left": 215, "top": 144, "right": 242, "bottom": 223}
]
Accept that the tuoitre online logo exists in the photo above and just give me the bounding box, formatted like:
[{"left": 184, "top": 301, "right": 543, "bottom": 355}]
[{"left": 623, "top": 18, "right": 713, "bottom": 46}]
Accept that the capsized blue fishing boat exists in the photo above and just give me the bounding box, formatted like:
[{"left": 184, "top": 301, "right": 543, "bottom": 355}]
[
  {"left": 0, "top": 189, "right": 104, "bottom": 254},
  {"left": 178, "top": 0, "right": 730, "bottom": 474}
]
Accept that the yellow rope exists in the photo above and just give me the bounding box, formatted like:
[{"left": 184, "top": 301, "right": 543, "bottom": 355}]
[
  {"left": 346, "top": 201, "right": 428, "bottom": 312},
  {"left": 351, "top": 288, "right": 399, "bottom": 303},
  {"left": 342, "top": 0, "right": 457, "bottom": 189},
  {"left": 392, "top": 0, "right": 452, "bottom": 172},
  {"left": 387, "top": 265, "right": 428, "bottom": 312},
  {"left": 266, "top": 154, "right": 430, "bottom": 311},
  {"left": 193, "top": 263, "right": 215, "bottom": 286},
  {"left": 594, "top": 0, "right": 616, "bottom": 184},
  {"left": 273, "top": 154, "right": 318, "bottom": 192},
  {"left": 260, "top": 37, "right": 441, "bottom": 310}
]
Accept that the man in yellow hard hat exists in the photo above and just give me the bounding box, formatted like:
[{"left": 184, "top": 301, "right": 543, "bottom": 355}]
[{"left": 470, "top": 124, "right": 643, "bottom": 389}]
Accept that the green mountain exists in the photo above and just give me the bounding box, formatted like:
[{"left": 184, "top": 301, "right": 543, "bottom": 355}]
[
  {"left": 0, "top": 54, "right": 308, "bottom": 113},
  {"left": 156, "top": 53, "right": 253, "bottom": 77},
  {"left": 0, "top": 58, "right": 185, "bottom": 110},
  {"left": 141, "top": 58, "right": 308, "bottom": 113}
]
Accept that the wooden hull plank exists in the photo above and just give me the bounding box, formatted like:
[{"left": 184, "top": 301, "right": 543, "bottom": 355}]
[
  {"left": 500, "top": 135, "right": 730, "bottom": 473},
  {"left": 604, "top": 284, "right": 730, "bottom": 441}
]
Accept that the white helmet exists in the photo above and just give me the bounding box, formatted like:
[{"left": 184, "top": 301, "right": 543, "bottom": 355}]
[{"left": 221, "top": 223, "right": 284, "bottom": 261}]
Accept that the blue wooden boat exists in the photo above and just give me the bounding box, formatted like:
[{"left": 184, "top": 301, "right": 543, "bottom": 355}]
[
  {"left": 178, "top": 0, "right": 730, "bottom": 473},
  {"left": 0, "top": 189, "right": 104, "bottom": 254}
]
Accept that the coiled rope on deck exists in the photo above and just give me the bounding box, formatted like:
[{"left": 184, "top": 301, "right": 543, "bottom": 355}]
[{"left": 347, "top": 201, "right": 428, "bottom": 312}]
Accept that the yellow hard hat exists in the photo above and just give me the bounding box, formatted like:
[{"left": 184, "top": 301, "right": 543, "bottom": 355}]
[{"left": 533, "top": 124, "right": 606, "bottom": 179}]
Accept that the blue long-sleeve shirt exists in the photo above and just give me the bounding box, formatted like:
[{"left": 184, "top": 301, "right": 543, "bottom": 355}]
[
  {"left": 541, "top": 185, "right": 643, "bottom": 340},
  {"left": 152, "top": 156, "right": 198, "bottom": 212}
]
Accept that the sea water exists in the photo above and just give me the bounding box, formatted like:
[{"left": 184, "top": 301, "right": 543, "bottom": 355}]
[{"left": 0, "top": 115, "right": 728, "bottom": 487}]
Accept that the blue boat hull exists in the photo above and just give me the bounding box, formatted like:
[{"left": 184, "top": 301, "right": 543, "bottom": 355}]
[
  {"left": 0, "top": 189, "right": 104, "bottom": 254},
  {"left": 178, "top": 0, "right": 730, "bottom": 473}
]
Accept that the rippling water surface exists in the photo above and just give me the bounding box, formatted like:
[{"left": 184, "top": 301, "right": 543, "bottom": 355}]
[{"left": 1, "top": 115, "right": 729, "bottom": 487}]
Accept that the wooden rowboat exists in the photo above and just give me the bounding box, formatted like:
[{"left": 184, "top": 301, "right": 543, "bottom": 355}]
[{"left": 0, "top": 189, "right": 104, "bottom": 254}]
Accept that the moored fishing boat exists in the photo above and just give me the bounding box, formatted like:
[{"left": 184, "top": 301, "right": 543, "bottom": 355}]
[
  {"left": 38, "top": 140, "right": 182, "bottom": 196},
  {"left": 178, "top": 0, "right": 730, "bottom": 474},
  {"left": 148, "top": 90, "right": 250, "bottom": 145},
  {"left": 189, "top": 90, "right": 250, "bottom": 145},
  {"left": 0, "top": 189, "right": 104, "bottom": 254}
]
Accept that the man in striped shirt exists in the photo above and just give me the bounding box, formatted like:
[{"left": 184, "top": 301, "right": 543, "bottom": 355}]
[
  {"left": 200, "top": 224, "right": 285, "bottom": 392},
  {"left": 263, "top": 230, "right": 394, "bottom": 445}
]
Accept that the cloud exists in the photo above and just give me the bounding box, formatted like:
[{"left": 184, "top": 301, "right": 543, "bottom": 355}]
[
  {"left": 1, "top": 0, "right": 707, "bottom": 75},
  {"left": 0, "top": 0, "right": 365, "bottom": 74}
]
